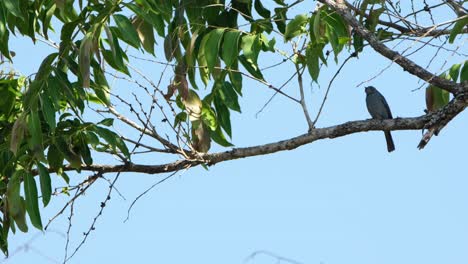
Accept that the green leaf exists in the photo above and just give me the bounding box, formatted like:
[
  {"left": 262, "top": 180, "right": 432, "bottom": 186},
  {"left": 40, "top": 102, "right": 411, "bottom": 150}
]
[
  {"left": 201, "top": 103, "right": 217, "bottom": 131},
  {"left": 174, "top": 112, "right": 187, "bottom": 127},
  {"left": 306, "top": 44, "right": 320, "bottom": 82},
  {"left": 92, "top": 67, "right": 111, "bottom": 105},
  {"left": 426, "top": 84, "right": 450, "bottom": 112},
  {"left": 214, "top": 94, "right": 232, "bottom": 137},
  {"left": 43, "top": 4, "right": 56, "bottom": 40},
  {"left": 37, "top": 163, "right": 52, "bottom": 207},
  {"left": 113, "top": 14, "right": 141, "bottom": 48},
  {"left": 3, "top": 0, "right": 23, "bottom": 19},
  {"left": 79, "top": 134, "right": 93, "bottom": 166},
  {"left": 93, "top": 126, "right": 130, "bottom": 158},
  {"left": 229, "top": 64, "right": 243, "bottom": 95},
  {"left": 186, "top": 30, "right": 200, "bottom": 90},
  {"left": 222, "top": 30, "right": 241, "bottom": 68},
  {"left": 204, "top": 28, "right": 225, "bottom": 74},
  {"left": 219, "top": 82, "right": 241, "bottom": 112},
  {"left": 241, "top": 34, "right": 261, "bottom": 64},
  {"left": 460, "top": 61, "right": 468, "bottom": 83},
  {"left": 24, "top": 172, "right": 43, "bottom": 230},
  {"left": 47, "top": 144, "right": 64, "bottom": 170},
  {"left": 10, "top": 117, "right": 27, "bottom": 155},
  {"left": 27, "top": 109, "right": 45, "bottom": 161},
  {"left": 40, "top": 92, "right": 56, "bottom": 131},
  {"left": 239, "top": 55, "right": 264, "bottom": 80},
  {"left": 260, "top": 34, "right": 276, "bottom": 52},
  {"left": 98, "top": 118, "right": 114, "bottom": 126},
  {"left": 448, "top": 63, "right": 461, "bottom": 82},
  {"left": 197, "top": 32, "right": 210, "bottom": 86},
  {"left": 254, "top": 0, "right": 271, "bottom": 18},
  {"left": 210, "top": 125, "right": 233, "bottom": 147},
  {"left": 273, "top": 7, "right": 287, "bottom": 34},
  {"left": 284, "top": 14, "right": 308, "bottom": 42},
  {"left": 449, "top": 17, "right": 468, "bottom": 44},
  {"left": 7, "top": 171, "right": 28, "bottom": 232},
  {"left": 35, "top": 53, "right": 58, "bottom": 81},
  {"left": 133, "top": 17, "right": 155, "bottom": 55}
]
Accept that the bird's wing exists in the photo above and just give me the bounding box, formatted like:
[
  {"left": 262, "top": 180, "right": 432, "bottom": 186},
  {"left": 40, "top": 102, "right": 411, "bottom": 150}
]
[{"left": 380, "top": 94, "right": 393, "bottom": 119}]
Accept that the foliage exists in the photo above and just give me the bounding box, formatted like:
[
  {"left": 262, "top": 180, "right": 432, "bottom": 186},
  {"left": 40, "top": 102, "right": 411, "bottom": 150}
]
[{"left": 0, "top": 0, "right": 466, "bottom": 257}]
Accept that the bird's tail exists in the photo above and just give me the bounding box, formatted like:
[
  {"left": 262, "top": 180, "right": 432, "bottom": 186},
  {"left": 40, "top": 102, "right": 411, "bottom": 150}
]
[{"left": 384, "top": 131, "right": 395, "bottom": 152}]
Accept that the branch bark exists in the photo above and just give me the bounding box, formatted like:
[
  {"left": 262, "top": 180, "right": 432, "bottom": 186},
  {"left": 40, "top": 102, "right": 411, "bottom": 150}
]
[{"left": 320, "top": 0, "right": 466, "bottom": 94}]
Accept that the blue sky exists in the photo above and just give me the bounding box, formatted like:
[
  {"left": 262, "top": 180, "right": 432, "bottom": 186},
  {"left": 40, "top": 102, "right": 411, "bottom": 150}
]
[{"left": 3, "top": 1, "right": 468, "bottom": 264}]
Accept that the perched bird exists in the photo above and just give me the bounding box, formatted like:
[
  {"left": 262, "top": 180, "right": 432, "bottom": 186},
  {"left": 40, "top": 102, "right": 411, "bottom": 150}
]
[{"left": 365, "top": 86, "right": 395, "bottom": 152}]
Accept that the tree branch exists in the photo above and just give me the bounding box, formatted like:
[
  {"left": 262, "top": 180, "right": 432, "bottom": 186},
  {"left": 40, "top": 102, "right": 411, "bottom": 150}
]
[
  {"left": 321, "top": 0, "right": 466, "bottom": 94},
  {"left": 345, "top": 1, "right": 468, "bottom": 37},
  {"left": 51, "top": 92, "right": 467, "bottom": 176}
]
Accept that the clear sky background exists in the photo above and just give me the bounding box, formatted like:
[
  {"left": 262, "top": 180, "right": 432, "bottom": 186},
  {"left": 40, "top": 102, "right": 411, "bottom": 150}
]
[{"left": 3, "top": 1, "right": 468, "bottom": 264}]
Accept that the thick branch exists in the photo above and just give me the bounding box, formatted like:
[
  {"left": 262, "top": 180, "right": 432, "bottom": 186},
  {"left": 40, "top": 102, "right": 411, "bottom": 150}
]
[
  {"left": 53, "top": 92, "right": 467, "bottom": 175},
  {"left": 321, "top": 0, "right": 466, "bottom": 94}
]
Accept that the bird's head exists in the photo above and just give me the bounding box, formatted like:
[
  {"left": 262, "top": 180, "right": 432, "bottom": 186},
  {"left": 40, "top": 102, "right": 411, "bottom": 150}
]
[{"left": 365, "top": 86, "right": 377, "bottom": 95}]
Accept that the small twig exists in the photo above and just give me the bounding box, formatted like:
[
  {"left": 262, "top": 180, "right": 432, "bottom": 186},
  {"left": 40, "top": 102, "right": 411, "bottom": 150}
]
[
  {"left": 295, "top": 64, "right": 314, "bottom": 131},
  {"left": 313, "top": 53, "right": 355, "bottom": 125},
  {"left": 124, "top": 170, "right": 182, "bottom": 223}
]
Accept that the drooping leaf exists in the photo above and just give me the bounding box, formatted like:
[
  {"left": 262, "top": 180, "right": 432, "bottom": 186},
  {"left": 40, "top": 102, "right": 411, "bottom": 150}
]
[
  {"left": 197, "top": 32, "right": 210, "bottom": 85},
  {"left": 204, "top": 28, "right": 225, "bottom": 73},
  {"left": 219, "top": 82, "right": 241, "bottom": 112},
  {"left": 7, "top": 171, "right": 28, "bottom": 232},
  {"left": 27, "top": 109, "right": 45, "bottom": 161},
  {"left": 79, "top": 34, "right": 93, "bottom": 88},
  {"left": 306, "top": 44, "right": 320, "bottom": 82},
  {"left": 449, "top": 17, "right": 468, "bottom": 44},
  {"left": 35, "top": 53, "right": 58, "bottom": 81},
  {"left": 273, "top": 7, "right": 287, "bottom": 34},
  {"left": 284, "top": 14, "right": 308, "bottom": 42},
  {"left": 229, "top": 63, "right": 243, "bottom": 95},
  {"left": 40, "top": 91, "right": 56, "bottom": 131},
  {"left": 241, "top": 34, "right": 261, "bottom": 64},
  {"left": 238, "top": 55, "right": 264, "bottom": 80},
  {"left": 3, "top": 0, "right": 23, "bottom": 19},
  {"left": 47, "top": 144, "right": 64, "bottom": 170},
  {"left": 426, "top": 83, "right": 450, "bottom": 113},
  {"left": 24, "top": 172, "right": 43, "bottom": 230},
  {"left": 201, "top": 102, "right": 217, "bottom": 131},
  {"left": 460, "top": 61, "right": 468, "bottom": 82},
  {"left": 113, "top": 14, "right": 141, "bottom": 48},
  {"left": 214, "top": 93, "right": 232, "bottom": 137},
  {"left": 37, "top": 163, "right": 52, "bottom": 207},
  {"left": 448, "top": 63, "right": 461, "bottom": 82},
  {"left": 93, "top": 67, "right": 111, "bottom": 105},
  {"left": 254, "top": 0, "right": 271, "bottom": 18},
  {"left": 93, "top": 126, "right": 130, "bottom": 159},
  {"left": 10, "top": 117, "right": 27, "bottom": 155},
  {"left": 222, "top": 30, "right": 241, "bottom": 68},
  {"left": 132, "top": 17, "right": 155, "bottom": 55},
  {"left": 43, "top": 4, "right": 57, "bottom": 40},
  {"left": 210, "top": 125, "right": 233, "bottom": 147}
]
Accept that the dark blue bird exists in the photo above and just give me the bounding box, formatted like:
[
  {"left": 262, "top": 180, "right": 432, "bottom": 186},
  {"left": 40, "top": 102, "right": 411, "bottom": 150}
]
[{"left": 365, "top": 86, "right": 395, "bottom": 152}]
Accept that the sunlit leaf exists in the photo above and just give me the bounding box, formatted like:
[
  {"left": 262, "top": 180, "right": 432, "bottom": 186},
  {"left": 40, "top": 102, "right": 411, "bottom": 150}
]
[
  {"left": 114, "top": 14, "right": 141, "bottom": 48},
  {"left": 222, "top": 30, "right": 241, "bottom": 68},
  {"left": 284, "top": 14, "right": 308, "bottom": 41}
]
